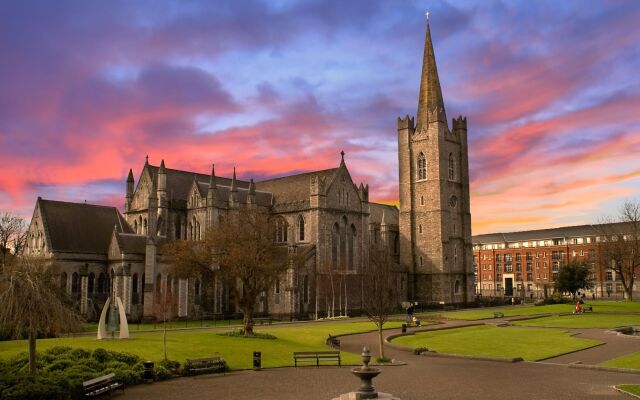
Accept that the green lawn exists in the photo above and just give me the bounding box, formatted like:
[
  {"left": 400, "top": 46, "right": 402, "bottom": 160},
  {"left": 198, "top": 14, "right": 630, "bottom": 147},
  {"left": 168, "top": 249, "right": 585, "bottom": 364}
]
[
  {"left": 617, "top": 385, "right": 640, "bottom": 396},
  {"left": 512, "top": 313, "right": 640, "bottom": 329},
  {"left": 602, "top": 352, "right": 640, "bottom": 370},
  {"left": 391, "top": 325, "right": 601, "bottom": 361},
  {"left": 443, "top": 301, "right": 640, "bottom": 321},
  {"left": 0, "top": 321, "right": 402, "bottom": 370},
  {"left": 81, "top": 318, "right": 245, "bottom": 332}
]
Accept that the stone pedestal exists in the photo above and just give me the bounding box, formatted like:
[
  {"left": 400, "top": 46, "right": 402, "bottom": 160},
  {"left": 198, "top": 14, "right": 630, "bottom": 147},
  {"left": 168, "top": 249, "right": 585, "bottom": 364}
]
[{"left": 332, "top": 392, "right": 399, "bottom": 400}]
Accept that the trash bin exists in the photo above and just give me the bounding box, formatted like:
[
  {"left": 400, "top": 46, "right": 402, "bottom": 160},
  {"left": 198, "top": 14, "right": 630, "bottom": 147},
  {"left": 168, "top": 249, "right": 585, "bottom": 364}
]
[
  {"left": 143, "top": 361, "right": 154, "bottom": 383},
  {"left": 401, "top": 324, "right": 407, "bottom": 334},
  {"left": 253, "top": 351, "right": 261, "bottom": 370}
]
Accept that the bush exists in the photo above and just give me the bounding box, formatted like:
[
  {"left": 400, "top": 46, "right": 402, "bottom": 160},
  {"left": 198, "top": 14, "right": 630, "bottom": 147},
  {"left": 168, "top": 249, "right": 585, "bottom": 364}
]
[
  {"left": 534, "top": 293, "right": 572, "bottom": 306},
  {"left": 376, "top": 356, "right": 392, "bottom": 363},
  {"left": 159, "top": 359, "right": 180, "bottom": 373},
  {"left": 109, "top": 351, "right": 139, "bottom": 366},
  {"left": 154, "top": 365, "right": 172, "bottom": 381},
  {"left": 217, "top": 330, "right": 277, "bottom": 339},
  {"left": 91, "top": 348, "right": 111, "bottom": 363},
  {"left": 1, "top": 375, "right": 69, "bottom": 400}
]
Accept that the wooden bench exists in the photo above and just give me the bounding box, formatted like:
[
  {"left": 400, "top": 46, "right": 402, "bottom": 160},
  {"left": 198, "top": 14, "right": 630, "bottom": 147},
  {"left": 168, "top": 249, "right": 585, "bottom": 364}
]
[
  {"left": 583, "top": 305, "right": 593, "bottom": 312},
  {"left": 254, "top": 317, "right": 275, "bottom": 325},
  {"left": 325, "top": 335, "right": 341, "bottom": 349},
  {"left": 293, "top": 351, "right": 341, "bottom": 367},
  {"left": 83, "top": 373, "right": 124, "bottom": 398},
  {"left": 184, "top": 356, "right": 227, "bottom": 376},
  {"left": 494, "top": 312, "right": 504, "bottom": 318}
]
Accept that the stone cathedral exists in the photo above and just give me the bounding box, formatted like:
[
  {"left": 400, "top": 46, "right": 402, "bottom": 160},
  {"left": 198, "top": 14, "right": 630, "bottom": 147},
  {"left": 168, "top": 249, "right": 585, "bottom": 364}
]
[{"left": 24, "top": 19, "right": 474, "bottom": 321}]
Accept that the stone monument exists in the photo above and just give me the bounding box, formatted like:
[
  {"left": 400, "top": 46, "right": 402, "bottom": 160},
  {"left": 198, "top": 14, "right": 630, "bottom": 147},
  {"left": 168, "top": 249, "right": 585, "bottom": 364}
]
[{"left": 332, "top": 347, "right": 399, "bottom": 400}]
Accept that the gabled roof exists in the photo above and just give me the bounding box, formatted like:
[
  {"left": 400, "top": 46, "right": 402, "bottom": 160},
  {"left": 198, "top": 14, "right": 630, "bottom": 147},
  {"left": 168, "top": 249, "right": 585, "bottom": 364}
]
[
  {"left": 38, "top": 198, "right": 131, "bottom": 254},
  {"left": 255, "top": 168, "right": 338, "bottom": 203},
  {"left": 369, "top": 203, "right": 399, "bottom": 226}
]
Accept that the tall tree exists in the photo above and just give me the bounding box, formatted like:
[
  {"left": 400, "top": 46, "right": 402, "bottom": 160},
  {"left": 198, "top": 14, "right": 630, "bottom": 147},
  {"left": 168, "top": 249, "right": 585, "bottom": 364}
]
[
  {"left": 164, "top": 208, "right": 293, "bottom": 336},
  {"left": 0, "top": 257, "right": 81, "bottom": 375},
  {"left": 553, "top": 260, "right": 592, "bottom": 300},
  {"left": 0, "top": 212, "right": 27, "bottom": 267},
  {"left": 598, "top": 200, "right": 640, "bottom": 300},
  {"left": 362, "top": 246, "right": 399, "bottom": 359}
]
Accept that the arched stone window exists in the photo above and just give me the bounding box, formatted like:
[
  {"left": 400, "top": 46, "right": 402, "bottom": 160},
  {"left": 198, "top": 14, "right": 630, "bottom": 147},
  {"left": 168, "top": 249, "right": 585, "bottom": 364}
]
[
  {"left": 132, "top": 273, "right": 138, "bottom": 294},
  {"left": 448, "top": 153, "right": 455, "bottom": 181},
  {"left": 157, "top": 217, "right": 163, "bottom": 236},
  {"left": 275, "top": 217, "right": 288, "bottom": 243},
  {"left": 417, "top": 152, "right": 427, "bottom": 180},
  {"left": 97, "top": 273, "right": 107, "bottom": 293},
  {"left": 454, "top": 280, "right": 461, "bottom": 294},
  {"left": 143, "top": 218, "right": 148, "bottom": 234},
  {"left": 331, "top": 223, "right": 339, "bottom": 271},
  {"left": 339, "top": 217, "right": 347, "bottom": 270},
  {"left": 194, "top": 278, "right": 201, "bottom": 304},
  {"left": 138, "top": 216, "right": 142, "bottom": 234},
  {"left": 348, "top": 224, "right": 356, "bottom": 271},
  {"left": 297, "top": 215, "right": 305, "bottom": 242},
  {"left": 134, "top": 220, "right": 138, "bottom": 233},
  {"left": 88, "top": 272, "right": 95, "bottom": 294},
  {"left": 303, "top": 275, "right": 309, "bottom": 304},
  {"left": 60, "top": 272, "right": 68, "bottom": 291},
  {"left": 71, "top": 272, "right": 79, "bottom": 294}
]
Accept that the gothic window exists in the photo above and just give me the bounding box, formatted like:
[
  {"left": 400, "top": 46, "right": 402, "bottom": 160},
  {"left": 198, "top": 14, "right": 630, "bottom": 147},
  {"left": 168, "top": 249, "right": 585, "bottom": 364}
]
[
  {"left": 332, "top": 223, "right": 339, "bottom": 271},
  {"left": 419, "top": 224, "right": 423, "bottom": 234},
  {"left": 454, "top": 280, "right": 460, "bottom": 294},
  {"left": 97, "top": 273, "right": 107, "bottom": 293},
  {"left": 394, "top": 234, "right": 399, "bottom": 254},
  {"left": 88, "top": 272, "right": 95, "bottom": 294},
  {"left": 132, "top": 273, "right": 138, "bottom": 294},
  {"left": 303, "top": 275, "right": 309, "bottom": 304},
  {"left": 157, "top": 217, "right": 163, "bottom": 236},
  {"left": 348, "top": 224, "right": 356, "bottom": 271},
  {"left": 419, "top": 256, "right": 424, "bottom": 267},
  {"left": 448, "top": 153, "right": 455, "bottom": 181},
  {"left": 134, "top": 220, "right": 138, "bottom": 233},
  {"left": 417, "top": 152, "right": 427, "bottom": 180},
  {"left": 340, "top": 216, "right": 347, "bottom": 270},
  {"left": 71, "top": 272, "right": 79, "bottom": 294},
  {"left": 420, "top": 195, "right": 424, "bottom": 206},
  {"left": 194, "top": 278, "right": 201, "bottom": 304},
  {"left": 275, "top": 217, "right": 288, "bottom": 243},
  {"left": 454, "top": 246, "right": 458, "bottom": 266},
  {"left": 143, "top": 218, "right": 148, "bottom": 234},
  {"left": 174, "top": 218, "right": 181, "bottom": 240},
  {"left": 60, "top": 272, "right": 68, "bottom": 291},
  {"left": 297, "top": 215, "right": 305, "bottom": 241},
  {"left": 138, "top": 216, "right": 142, "bottom": 234}
]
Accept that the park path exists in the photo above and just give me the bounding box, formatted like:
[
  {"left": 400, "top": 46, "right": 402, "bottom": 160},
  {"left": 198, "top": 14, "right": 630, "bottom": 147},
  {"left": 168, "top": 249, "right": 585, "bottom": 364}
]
[{"left": 119, "top": 320, "right": 640, "bottom": 400}]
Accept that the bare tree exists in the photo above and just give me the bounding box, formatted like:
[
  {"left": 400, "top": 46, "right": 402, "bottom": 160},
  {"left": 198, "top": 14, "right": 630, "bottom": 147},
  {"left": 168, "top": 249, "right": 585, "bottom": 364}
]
[
  {"left": 153, "top": 280, "right": 175, "bottom": 361},
  {"left": 362, "top": 246, "right": 399, "bottom": 359},
  {"left": 598, "top": 200, "right": 640, "bottom": 300},
  {"left": 164, "top": 208, "right": 293, "bottom": 336},
  {"left": 0, "top": 257, "right": 82, "bottom": 375},
  {"left": 0, "top": 212, "right": 27, "bottom": 267}
]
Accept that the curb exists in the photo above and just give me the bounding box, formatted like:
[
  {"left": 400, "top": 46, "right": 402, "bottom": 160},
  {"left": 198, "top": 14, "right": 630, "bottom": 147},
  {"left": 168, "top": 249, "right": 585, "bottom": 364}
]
[
  {"left": 418, "top": 351, "right": 523, "bottom": 363},
  {"left": 534, "top": 340, "right": 606, "bottom": 362},
  {"left": 568, "top": 362, "right": 640, "bottom": 375},
  {"left": 614, "top": 385, "right": 640, "bottom": 399}
]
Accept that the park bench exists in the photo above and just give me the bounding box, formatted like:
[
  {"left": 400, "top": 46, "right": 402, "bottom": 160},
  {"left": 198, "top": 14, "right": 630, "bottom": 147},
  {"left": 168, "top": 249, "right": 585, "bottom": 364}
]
[
  {"left": 583, "top": 305, "right": 593, "bottom": 312},
  {"left": 254, "top": 317, "right": 276, "bottom": 325},
  {"left": 494, "top": 312, "right": 504, "bottom": 318},
  {"left": 293, "top": 351, "right": 341, "bottom": 367},
  {"left": 83, "top": 372, "right": 124, "bottom": 398},
  {"left": 325, "top": 334, "right": 341, "bottom": 349},
  {"left": 184, "top": 356, "right": 227, "bottom": 376}
]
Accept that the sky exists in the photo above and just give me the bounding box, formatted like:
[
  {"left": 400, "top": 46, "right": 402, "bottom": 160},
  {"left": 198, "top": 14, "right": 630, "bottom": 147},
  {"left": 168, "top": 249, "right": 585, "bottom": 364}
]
[{"left": 1, "top": 0, "right": 639, "bottom": 235}]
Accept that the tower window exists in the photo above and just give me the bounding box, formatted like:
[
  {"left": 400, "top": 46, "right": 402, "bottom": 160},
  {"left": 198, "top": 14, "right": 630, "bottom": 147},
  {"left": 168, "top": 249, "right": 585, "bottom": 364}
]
[
  {"left": 419, "top": 224, "right": 423, "bottom": 234},
  {"left": 419, "top": 256, "right": 424, "bottom": 267},
  {"left": 448, "top": 153, "right": 455, "bottom": 181},
  {"left": 297, "top": 215, "right": 305, "bottom": 241},
  {"left": 417, "top": 153, "right": 427, "bottom": 181},
  {"left": 420, "top": 196, "right": 424, "bottom": 206}
]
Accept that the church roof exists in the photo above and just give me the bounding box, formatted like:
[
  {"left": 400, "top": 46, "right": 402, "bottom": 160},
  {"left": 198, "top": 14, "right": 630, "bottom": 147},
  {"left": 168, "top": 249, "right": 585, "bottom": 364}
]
[
  {"left": 38, "top": 198, "right": 131, "bottom": 254},
  {"left": 114, "top": 232, "right": 148, "bottom": 254},
  {"left": 369, "top": 203, "right": 399, "bottom": 226},
  {"left": 146, "top": 164, "right": 250, "bottom": 203},
  {"left": 256, "top": 168, "right": 338, "bottom": 203}
]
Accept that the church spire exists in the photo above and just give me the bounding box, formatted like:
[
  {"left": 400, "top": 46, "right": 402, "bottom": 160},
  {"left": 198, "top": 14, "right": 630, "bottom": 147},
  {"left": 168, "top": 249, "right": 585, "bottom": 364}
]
[
  {"left": 416, "top": 12, "right": 447, "bottom": 131},
  {"left": 230, "top": 167, "right": 237, "bottom": 192},
  {"left": 208, "top": 163, "right": 217, "bottom": 189}
]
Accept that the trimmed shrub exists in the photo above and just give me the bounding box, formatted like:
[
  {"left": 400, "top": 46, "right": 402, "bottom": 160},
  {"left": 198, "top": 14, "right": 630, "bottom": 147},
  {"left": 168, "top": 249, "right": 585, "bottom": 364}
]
[
  {"left": 1, "top": 375, "right": 69, "bottom": 400},
  {"left": 154, "top": 365, "right": 172, "bottom": 381},
  {"left": 159, "top": 359, "right": 181, "bottom": 373},
  {"left": 91, "top": 348, "right": 111, "bottom": 363}
]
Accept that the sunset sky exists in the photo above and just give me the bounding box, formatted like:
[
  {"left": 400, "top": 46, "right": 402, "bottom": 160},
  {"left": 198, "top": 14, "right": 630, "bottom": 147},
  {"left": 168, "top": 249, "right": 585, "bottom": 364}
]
[{"left": 1, "top": 0, "right": 639, "bottom": 234}]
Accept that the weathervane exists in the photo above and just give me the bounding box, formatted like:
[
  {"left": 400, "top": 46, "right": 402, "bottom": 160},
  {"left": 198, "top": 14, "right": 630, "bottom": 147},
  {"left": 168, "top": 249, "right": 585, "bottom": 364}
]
[{"left": 425, "top": 10, "right": 430, "bottom": 21}]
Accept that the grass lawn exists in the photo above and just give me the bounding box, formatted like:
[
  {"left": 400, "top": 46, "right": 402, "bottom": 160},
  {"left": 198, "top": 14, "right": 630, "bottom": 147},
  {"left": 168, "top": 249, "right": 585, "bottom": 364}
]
[
  {"left": 0, "top": 320, "right": 402, "bottom": 370},
  {"left": 443, "top": 301, "right": 640, "bottom": 321},
  {"left": 602, "top": 352, "right": 640, "bottom": 370},
  {"left": 512, "top": 313, "right": 640, "bottom": 329},
  {"left": 391, "top": 325, "right": 601, "bottom": 361},
  {"left": 617, "top": 385, "right": 640, "bottom": 396},
  {"left": 81, "top": 318, "right": 244, "bottom": 332}
]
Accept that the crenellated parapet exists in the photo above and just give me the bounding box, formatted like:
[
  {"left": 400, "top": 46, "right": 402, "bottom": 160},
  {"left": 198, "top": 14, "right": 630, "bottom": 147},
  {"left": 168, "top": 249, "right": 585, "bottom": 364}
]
[
  {"left": 452, "top": 115, "right": 467, "bottom": 133},
  {"left": 397, "top": 115, "right": 415, "bottom": 131}
]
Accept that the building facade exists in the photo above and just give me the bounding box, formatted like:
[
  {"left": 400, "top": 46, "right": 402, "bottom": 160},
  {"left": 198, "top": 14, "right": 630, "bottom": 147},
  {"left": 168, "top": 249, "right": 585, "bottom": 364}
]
[
  {"left": 472, "top": 224, "right": 640, "bottom": 299},
  {"left": 24, "top": 17, "right": 474, "bottom": 321}
]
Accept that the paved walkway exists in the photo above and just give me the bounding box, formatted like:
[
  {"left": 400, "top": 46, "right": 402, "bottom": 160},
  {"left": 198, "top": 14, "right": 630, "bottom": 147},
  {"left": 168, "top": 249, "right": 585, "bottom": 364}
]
[{"left": 119, "top": 320, "right": 640, "bottom": 400}]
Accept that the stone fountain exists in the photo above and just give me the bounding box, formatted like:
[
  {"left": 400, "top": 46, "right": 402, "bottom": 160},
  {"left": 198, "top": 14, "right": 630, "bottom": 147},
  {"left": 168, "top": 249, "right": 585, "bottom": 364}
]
[{"left": 332, "top": 347, "right": 399, "bottom": 400}]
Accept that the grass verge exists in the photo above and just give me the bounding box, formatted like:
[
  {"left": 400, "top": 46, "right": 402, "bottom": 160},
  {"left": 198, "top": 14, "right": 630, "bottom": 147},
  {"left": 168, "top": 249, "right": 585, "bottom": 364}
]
[
  {"left": 391, "top": 325, "right": 601, "bottom": 361},
  {"left": 443, "top": 301, "right": 640, "bottom": 321},
  {"left": 512, "top": 313, "right": 640, "bottom": 329},
  {"left": 617, "top": 385, "right": 640, "bottom": 396},
  {"left": 602, "top": 352, "right": 640, "bottom": 370},
  {"left": 0, "top": 321, "right": 402, "bottom": 370}
]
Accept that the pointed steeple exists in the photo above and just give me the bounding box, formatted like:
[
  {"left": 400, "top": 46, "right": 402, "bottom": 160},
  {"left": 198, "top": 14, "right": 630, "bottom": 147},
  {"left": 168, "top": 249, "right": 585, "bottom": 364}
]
[
  {"left": 340, "top": 150, "right": 345, "bottom": 166},
  {"left": 230, "top": 167, "right": 237, "bottom": 192},
  {"left": 145, "top": 155, "right": 149, "bottom": 166},
  {"left": 159, "top": 159, "right": 166, "bottom": 174},
  {"left": 416, "top": 13, "right": 447, "bottom": 131},
  {"left": 208, "top": 163, "right": 217, "bottom": 189},
  {"left": 127, "top": 168, "right": 134, "bottom": 182}
]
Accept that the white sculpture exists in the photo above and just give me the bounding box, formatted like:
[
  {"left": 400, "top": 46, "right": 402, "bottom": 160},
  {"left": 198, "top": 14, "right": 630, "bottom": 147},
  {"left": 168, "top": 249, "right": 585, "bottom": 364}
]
[{"left": 97, "top": 296, "right": 130, "bottom": 339}]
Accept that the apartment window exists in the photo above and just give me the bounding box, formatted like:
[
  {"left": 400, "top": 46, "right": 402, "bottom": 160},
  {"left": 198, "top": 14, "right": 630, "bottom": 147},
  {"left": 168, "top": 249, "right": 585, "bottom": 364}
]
[
  {"left": 526, "top": 263, "right": 532, "bottom": 272},
  {"left": 516, "top": 263, "right": 522, "bottom": 272},
  {"left": 552, "top": 262, "right": 559, "bottom": 272},
  {"left": 579, "top": 250, "right": 584, "bottom": 257},
  {"left": 526, "top": 273, "right": 532, "bottom": 281},
  {"left": 515, "top": 253, "right": 521, "bottom": 262}
]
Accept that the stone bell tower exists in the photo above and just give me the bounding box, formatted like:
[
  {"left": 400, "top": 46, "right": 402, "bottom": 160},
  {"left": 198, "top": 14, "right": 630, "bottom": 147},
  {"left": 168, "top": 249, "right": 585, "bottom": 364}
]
[{"left": 398, "top": 15, "right": 474, "bottom": 305}]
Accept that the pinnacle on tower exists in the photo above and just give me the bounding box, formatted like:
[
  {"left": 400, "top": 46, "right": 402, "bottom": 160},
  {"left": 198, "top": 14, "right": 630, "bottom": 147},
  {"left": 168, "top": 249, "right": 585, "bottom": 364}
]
[
  {"left": 127, "top": 168, "right": 134, "bottom": 182},
  {"left": 248, "top": 178, "right": 255, "bottom": 195},
  {"left": 380, "top": 210, "right": 387, "bottom": 227},
  {"left": 208, "top": 163, "right": 217, "bottom": 189},
  {"left": 159, "top": 159, "right": 166, "bottom": 174},
  {"left": 416, "top": 13, "right": 447, "bottom": 131},
  {"left": 230, "top": 167, "right": 237, "bottom": 192},
  {"left": 145, "top": 155, "right": 149, "bottom": 166}
]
